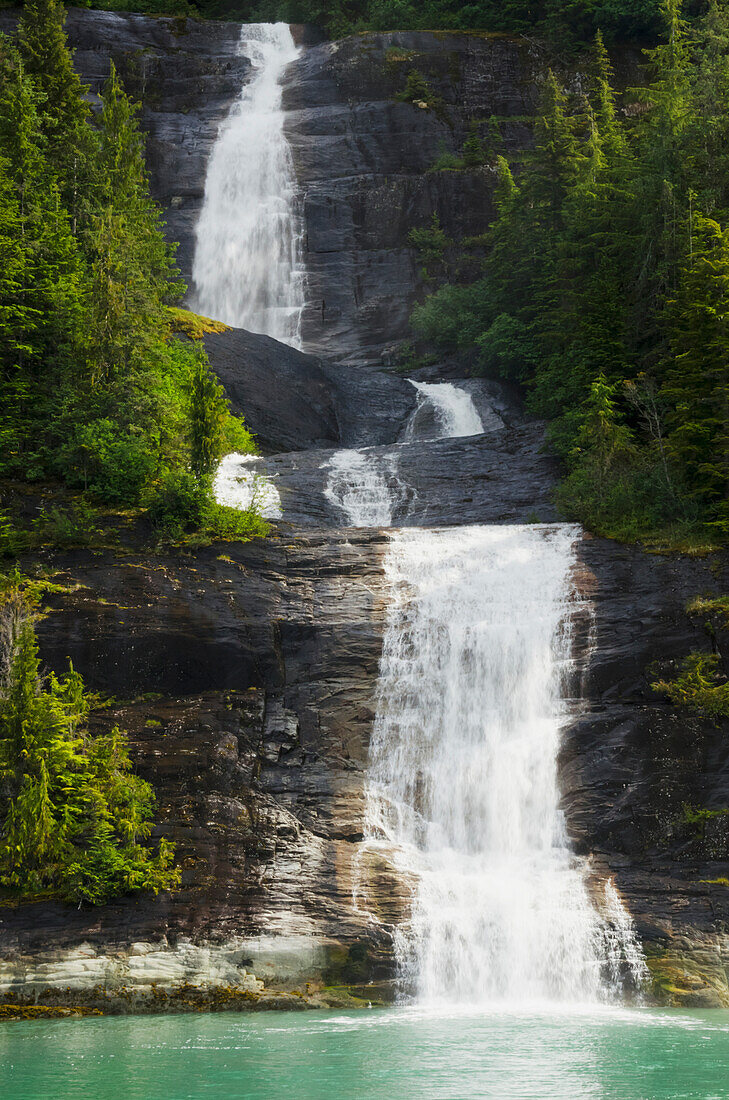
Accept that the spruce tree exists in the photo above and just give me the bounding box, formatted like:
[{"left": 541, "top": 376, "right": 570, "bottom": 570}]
[
  {"left": 189, "top": 352, "right": 229, "bottom": 479},
  {"left": 0, "top": 583, "right": 179, "bottom": 904},
  {"left": 0, "top": 46, "right": 84, "bottom": 380},
  {"left": 17, "top": 0, "right": 93, "bottom": 231},
  {"left": 87, "top": 62, "right": 181, "bottom": 382},
  {"left": 662, "top": 214, "right": 729, "bottom": 526}
]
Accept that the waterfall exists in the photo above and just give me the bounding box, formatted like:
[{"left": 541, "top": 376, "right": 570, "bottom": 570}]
[
  {"left": 324, "top": 449, "right": 401, "bottom": 527},
  {"left": 404, "top": 381, "right": 484, "bottom": 441},
  {"left": 325, "top": 383, "right": 483, "bottom": 527},
  {"left": 191, "top": 24, "right": 305, "bottom": 346},
  {"left": 364, "top": 524, "right": 645, "bottom": 1004},
  {"left": 214, "top": 453, "right": 282, "bottom": 518}
]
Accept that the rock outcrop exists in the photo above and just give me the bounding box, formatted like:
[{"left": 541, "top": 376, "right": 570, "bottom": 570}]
[{"left": 0, "top": 8, "right": 727, "bottom": 1013}]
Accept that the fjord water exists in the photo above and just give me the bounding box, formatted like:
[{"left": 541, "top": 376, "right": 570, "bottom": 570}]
[
  {"left": 3, "top": 1007, "right": 729, "bottom": 1099},
  {"left": 191, "top": 24, "right": 305, "bottom": 344}
]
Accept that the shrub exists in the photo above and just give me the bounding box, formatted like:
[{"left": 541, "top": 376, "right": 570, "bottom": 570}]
[
  {"left": 145, "top": 468, "right": 208, "bottom": 537},
  {"left": 652, "top": 652, "right": 729, "bottom": 718}
]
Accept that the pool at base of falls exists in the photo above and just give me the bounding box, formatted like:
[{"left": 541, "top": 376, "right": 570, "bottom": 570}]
[{"left": 3, "top": 1006, "right": 728, "bottom": 1100}]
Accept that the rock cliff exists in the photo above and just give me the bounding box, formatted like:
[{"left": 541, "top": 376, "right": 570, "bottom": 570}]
[{"left": 0, "top": 9, "right": 726, "bottom": 1013}]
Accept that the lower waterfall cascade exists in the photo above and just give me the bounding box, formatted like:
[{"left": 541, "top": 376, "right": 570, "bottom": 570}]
[
  {"left": 191, "top": 23, "right": 305, "bottom": 345},
  {"left": 317, "top": 381, "right": 647, "bottom": 1002},
  {"left": 364, "top": 524, "right": 647, "bottom": 1004}
]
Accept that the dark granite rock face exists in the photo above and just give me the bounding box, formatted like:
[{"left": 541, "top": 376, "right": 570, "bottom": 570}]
[
  {"left": 283, "top": 32, "right": 542, "bottom": 362},
  {"left": 562, "top": 540, "right": 729, "bottom": 1005},
  {"left": 0, "top": 8, "right": 726, "bottom": 1010},
  {"left": 0, "top": 9, "right": 641, "bottom": 365},
  {"left": 203, "top": 326, "right": 417, "bottom": 452},
  {"left": 0, "top": 529, "right": 406, "bottom": 1003}
]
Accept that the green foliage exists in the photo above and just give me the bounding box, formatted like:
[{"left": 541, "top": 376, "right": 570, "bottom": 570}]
[
  {"left": 652, "top": 651, "right": 729, "bottom": 717},
  {"left": 410, "top": 8, "right": 729, "bottom": 544},
  {"left": 126, "top": 0, "right": 664, "bottom": 46},
  {"left": 145, "top": 468, "right": 208, "bottom": 537},
  {"left": 396, "top": 67, "right": 449, "bottom": 121},
  {"left": 686, "top": 595, "right": 729, "bottom": 627},
  {"left": 408, "top": 214, "right": 453, "bottom": 281},
  {"left": 682, "top": 805, "right": 729, "bottom": 840},
  {"left": 397, "top": 69, "right": 432, "bottom": 106},
  {"left": 189, "top": 352, "right": 229, "bottom": 479},
  {"left": 0, "top": 6, "right": 266, "bottom": 545},
  {"left": 0, "top": 582, "right": 179, "bottom": 904},
  {"left": 145, "top": 469, "right": 267, "bottom": 543},
  {"left": 32, "top": 500, "right": 102, "bottom": 549},
  {"left": 462, "top": 121, "right": 486, "bottom": 167}
]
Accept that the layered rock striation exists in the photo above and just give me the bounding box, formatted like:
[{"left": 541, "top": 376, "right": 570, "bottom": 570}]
[{"left": 0, "top": 10, "right": 726, "bottom": 1012}]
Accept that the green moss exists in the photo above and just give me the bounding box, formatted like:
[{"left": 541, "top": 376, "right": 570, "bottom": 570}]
[
  {"left": 687, "top": 595, "right": 729, "bottom": 626},
  {"left": 167, "top": 307, "right": 231, "bottom": 340},
  {"left": 384, "top": 46, "right": 418, "bottom": 64}
]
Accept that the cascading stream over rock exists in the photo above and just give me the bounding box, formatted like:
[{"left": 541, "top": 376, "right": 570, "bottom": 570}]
[
  {"left": 363, "top": 523, "right": 647, "bottom": 1004},
  {"left": 191, "top": 23, "right": 305, "bottom": 345}
]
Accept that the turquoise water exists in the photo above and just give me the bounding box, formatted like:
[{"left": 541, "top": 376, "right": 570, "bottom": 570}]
[{"left": 2, "top": 1005, "right": 729, "bottom": 1099}]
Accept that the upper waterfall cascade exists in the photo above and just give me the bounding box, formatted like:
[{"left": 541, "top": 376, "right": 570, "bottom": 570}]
[{"left": 191, "top": 24, "right": 305, "bottom": 345}]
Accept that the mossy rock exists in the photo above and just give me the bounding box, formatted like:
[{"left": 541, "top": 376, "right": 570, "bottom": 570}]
[
  {"left": 168, "top": 308, "right": 231, "bottom": 340},
  {"left": 646, "top": 952, "right": 729, "bottom": 1008}
]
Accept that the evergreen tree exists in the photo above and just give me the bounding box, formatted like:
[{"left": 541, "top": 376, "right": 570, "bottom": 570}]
[
  {"left": 529, "top": 70, "right": 584, "bottom": 233},
  {"left": 86, "top": 62, "right": 181, "bottom": 383},
  {"left": 17, "top": 0, "right": 93, "bottom": 230},
  {"left": 0, "top": 45, "right": 84, "bottom": 380},
  {"left": 0, "top": 583, "right": 179, "bottom": 904},
  {"left": 189, "top": 352, "right": 228, "bottom": 479},
  {"left": 662, "top": 214, "right": 729, "bottom": 527},
  {"left": 462, "top": 120, "right": 485, "bottom": 167}
]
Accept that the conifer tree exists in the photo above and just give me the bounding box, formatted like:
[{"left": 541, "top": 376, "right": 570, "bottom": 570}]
[
  {"left": 662, "top": 214, "right": 729, "bottom": 526},
  {"left": 529, "top": 70, "right": 584, "bottom": 232},
  {"left": 0, "top": 46, "right": 84, "bottom": 379},
  {"left": 462, "top": 120, "right": 485, "bottom": 167},
  {"left": 17, "top": 0, "right": 93, "bottom": 231},
  {"left": 0, "top": 583, "right": 179, "bottom": 904},
  {"left": 590, "top": 30, "right": 625, "bottom": 158},
  {"left": 189, "top": 352, "right": 228, "bottom": 479},
  {"left": 86, "top": 62, "right": 181, "bottom": 382}
]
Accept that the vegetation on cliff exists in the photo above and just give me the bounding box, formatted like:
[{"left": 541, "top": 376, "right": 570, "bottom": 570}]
[
  {"left": 0, "top": 580, "right": 179, "bottom": 904},
  {"left": 88, "top": 0, "right": 667, "bottom": 47},
  {"left": 0, "top": 0, "right": 263, "bottom": 548},
  {"left": 652, "top": 590, "right": 729, "bottom": 716},
  {"left": 410, "top": 1, "right": 729, "bottom": 546}
]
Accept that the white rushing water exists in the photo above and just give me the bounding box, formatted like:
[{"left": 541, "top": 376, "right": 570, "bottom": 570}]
[
  {"left": 191, "top": 24, "right": 305, "bottom": 345},
  {"left": 364, "top": 524, "right": 646, "bottom": 1004},
  {"left": 214, "top": 452, "right": 282, "bottom": 518},
  {"left": 324, "top": 449, "right": 402, "bottom": 527},
  {"left": 325, "top": 383, "right": 483, "bottom": 527},
  {"left": 405, "top": 381, "right": 484, "bottom": 441}
]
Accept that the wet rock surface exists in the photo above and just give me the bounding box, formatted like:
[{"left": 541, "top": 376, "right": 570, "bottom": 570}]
[
  {"left": 203, "top": 326, "right": 417, "bottom": 453},
  {"left": 562, "top": 539, "right": 729, "bottom": 1005},
  {"left": 0, "top": 9, "right": 726, "bottom": 1011}
]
